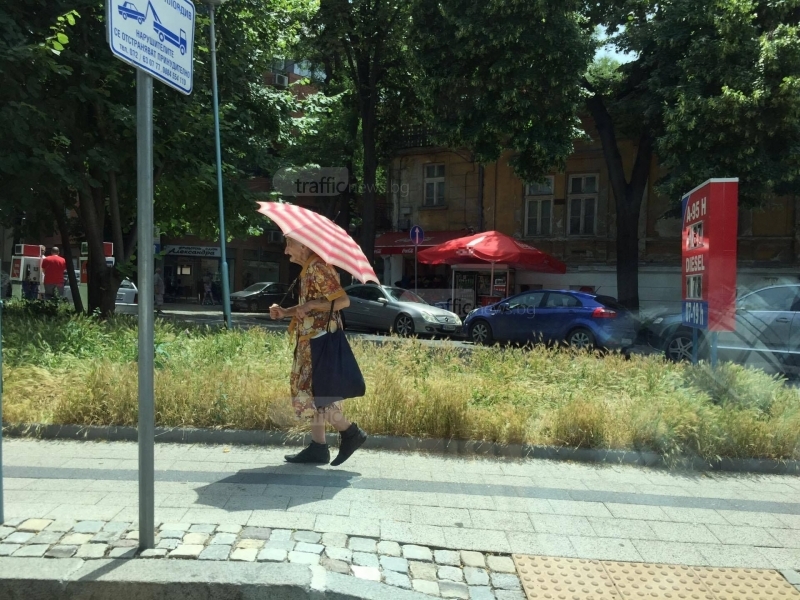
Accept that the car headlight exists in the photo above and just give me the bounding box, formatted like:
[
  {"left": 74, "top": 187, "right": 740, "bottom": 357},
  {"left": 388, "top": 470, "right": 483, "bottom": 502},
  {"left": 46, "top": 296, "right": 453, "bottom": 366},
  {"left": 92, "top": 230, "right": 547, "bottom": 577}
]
[
  {"left": 455, "top": 316, "right": 462, "bottom": 326},
  {"left": 420, "top": 311, "right": 438, "bottom": 323}
]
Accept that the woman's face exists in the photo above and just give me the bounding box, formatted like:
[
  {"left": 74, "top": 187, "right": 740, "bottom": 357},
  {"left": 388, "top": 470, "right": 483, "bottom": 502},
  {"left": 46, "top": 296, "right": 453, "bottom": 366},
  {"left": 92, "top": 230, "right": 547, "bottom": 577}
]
[{"left": 285, "top": 238, "right": 309, "bottom": 265}]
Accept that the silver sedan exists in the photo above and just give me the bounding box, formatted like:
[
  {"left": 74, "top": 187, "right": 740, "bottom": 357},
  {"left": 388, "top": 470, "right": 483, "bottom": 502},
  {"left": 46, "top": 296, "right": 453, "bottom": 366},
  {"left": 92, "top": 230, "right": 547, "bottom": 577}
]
[{"left": 342, "top": 284, "right": 462, "bottom": 336}]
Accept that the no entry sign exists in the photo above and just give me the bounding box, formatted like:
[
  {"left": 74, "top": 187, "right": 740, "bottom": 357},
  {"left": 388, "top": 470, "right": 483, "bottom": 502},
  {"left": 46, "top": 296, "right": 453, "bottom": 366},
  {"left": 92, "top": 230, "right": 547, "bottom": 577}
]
[{"left": 681, "top": 179, "right": 738, "bottom": 331}]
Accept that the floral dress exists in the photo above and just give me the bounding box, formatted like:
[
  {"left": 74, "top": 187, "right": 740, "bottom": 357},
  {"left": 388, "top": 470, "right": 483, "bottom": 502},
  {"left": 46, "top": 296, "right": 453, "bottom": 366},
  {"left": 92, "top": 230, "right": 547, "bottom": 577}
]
[{"left": 288, "top": 255, "right": 347, "bottom": 419}]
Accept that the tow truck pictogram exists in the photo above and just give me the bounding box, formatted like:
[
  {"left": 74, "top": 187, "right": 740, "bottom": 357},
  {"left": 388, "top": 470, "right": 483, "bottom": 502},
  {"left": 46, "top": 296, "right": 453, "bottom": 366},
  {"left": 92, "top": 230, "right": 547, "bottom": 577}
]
[{"left": 117, "top": 0, "right": 187, "bottom": 55}]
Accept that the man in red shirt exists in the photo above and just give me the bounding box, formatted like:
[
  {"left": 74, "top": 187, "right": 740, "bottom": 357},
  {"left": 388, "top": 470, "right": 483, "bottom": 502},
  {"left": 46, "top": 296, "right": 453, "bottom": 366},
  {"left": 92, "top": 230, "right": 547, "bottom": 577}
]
[{"left": 41, "top": 246, "right": 67, "bottom": 300}]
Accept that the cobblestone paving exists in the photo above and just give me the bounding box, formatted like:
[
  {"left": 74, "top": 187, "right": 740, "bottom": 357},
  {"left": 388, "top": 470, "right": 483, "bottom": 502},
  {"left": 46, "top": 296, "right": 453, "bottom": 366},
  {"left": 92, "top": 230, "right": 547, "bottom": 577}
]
[
  {"left": 3, "top": 438, "right": 800, "bottom": 598},
  {"left": 0, "top": 517, "right": 523, "bottom": 599}
]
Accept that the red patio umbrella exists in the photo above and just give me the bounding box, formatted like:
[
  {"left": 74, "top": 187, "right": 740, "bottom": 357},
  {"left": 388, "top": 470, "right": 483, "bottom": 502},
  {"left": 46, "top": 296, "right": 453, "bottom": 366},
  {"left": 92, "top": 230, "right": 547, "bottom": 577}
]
[{"left": 417, "top": 230, "right": 567, "bottom": 274}]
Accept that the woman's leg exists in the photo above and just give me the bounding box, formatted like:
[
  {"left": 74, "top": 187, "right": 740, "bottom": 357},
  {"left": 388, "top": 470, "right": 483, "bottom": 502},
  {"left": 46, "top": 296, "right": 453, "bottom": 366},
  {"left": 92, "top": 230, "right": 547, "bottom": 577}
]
[
  {"left": 324, "top": 409, "right": 352, "bottom": 433},
  {"left": 324, "top": 409, "right": 367, "bottom": 467},
  {"left": 310, "top": 413, "right": 328, "bottom": 444}
]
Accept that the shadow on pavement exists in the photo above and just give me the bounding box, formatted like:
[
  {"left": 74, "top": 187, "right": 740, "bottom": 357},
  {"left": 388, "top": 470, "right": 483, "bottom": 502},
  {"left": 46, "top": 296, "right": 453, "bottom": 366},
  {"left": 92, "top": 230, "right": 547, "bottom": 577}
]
[{"left": 191, "top": 463, "right": 361, "bottom": 511}]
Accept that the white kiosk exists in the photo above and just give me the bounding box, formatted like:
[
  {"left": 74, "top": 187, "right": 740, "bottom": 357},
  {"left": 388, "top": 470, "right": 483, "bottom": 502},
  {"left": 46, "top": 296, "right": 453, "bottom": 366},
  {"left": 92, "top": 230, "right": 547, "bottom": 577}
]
[{"left": 10, "top": 245, "right": 45, "bottom": 300}]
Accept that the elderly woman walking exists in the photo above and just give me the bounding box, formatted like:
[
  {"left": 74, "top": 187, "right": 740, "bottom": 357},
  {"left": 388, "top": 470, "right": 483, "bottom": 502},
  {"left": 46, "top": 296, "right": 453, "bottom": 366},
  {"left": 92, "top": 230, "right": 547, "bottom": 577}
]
[{"left": 270, "top": 237, "right": 368, "bottom": 466}]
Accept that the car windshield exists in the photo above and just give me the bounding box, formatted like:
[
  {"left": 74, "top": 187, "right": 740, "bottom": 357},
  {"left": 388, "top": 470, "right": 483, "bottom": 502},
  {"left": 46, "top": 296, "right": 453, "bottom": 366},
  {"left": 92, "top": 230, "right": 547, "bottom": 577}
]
[
  {"left": 243, "top": 283, "right": 268, "bottom": 293},
  {"left": 386, "top": 287, "right": 427, "bottom": 304}
]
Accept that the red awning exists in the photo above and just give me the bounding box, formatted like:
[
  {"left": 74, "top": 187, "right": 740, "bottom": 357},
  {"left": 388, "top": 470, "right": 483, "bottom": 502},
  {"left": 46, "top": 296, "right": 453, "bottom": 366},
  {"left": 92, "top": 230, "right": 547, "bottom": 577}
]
[{"left": 374, "top": 230, "right": 472, "bottom": 255}]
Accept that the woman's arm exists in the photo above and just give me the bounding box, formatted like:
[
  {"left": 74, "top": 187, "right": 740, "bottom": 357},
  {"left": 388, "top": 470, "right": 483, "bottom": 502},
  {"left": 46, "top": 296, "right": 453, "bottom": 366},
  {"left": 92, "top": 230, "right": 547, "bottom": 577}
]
[
  {"left": 270, "top": 294, "right": 350, "bottom": 320},
  {"left": 296, "top": 294, "right": 350, "bottom": 317}
]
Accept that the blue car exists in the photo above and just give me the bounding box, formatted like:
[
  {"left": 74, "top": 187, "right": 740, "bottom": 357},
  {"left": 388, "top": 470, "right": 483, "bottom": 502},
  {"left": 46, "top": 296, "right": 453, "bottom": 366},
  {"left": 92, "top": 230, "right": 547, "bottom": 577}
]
[
  {"left": 464, "top": 289, "right": 636, "bottom": 349},
  {"left": 119, "top": 1, "right": 146, "bottom": 23}
]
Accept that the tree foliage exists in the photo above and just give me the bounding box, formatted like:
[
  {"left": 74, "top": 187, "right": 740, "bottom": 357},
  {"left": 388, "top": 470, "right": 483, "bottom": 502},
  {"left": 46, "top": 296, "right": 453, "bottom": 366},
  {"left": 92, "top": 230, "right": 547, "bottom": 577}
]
[
  {"left": 412, "top": 0, "right": 594, "bottom": 182},
  {"left": 0, "top": 0, "right": 310, "bottom": 314}
]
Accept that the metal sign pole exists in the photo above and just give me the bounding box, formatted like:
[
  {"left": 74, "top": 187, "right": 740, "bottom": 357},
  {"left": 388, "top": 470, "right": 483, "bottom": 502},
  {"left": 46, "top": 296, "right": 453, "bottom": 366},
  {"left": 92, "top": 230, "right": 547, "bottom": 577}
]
[
  {"left": 692, "top": 327, "right": 698, "bottom": 365},
  {"left": 414, "top": 244, "right": 418, "bottom": 294},
  {"left": 137, "top": 69, "right": 155, "bottom": 551},
  {"left": 209, "top": 4, "right": 232, "bottom": 329}
]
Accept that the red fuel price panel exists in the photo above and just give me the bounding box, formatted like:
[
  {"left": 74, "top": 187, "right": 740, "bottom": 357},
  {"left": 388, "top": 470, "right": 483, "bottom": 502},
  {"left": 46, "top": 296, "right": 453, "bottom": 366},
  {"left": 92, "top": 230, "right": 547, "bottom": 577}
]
[{"left": 681, "top": 179, "right": 739, "bottom": 332}]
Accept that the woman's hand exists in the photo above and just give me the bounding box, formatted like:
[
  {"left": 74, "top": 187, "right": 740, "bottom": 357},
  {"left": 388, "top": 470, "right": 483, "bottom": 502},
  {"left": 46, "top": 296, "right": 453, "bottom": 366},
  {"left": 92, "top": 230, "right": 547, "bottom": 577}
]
[{"left": 269, "top": 304, "right": 287, "bottom": 320}]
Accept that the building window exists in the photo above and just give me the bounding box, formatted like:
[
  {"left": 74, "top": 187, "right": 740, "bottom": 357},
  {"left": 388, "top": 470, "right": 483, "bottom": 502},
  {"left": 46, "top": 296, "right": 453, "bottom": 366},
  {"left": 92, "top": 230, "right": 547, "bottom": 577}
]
[
  {"left": 524, "top": 176, "right": 554, "bottom": 236},
  {"left": 568, "top": 174, "right": 598, "bottom": 236},
  {"left": 424, "top": 164, "right": 445, "bottom": 206},
  {"left": 178, "top": 265, "right": 192, "bottom": 276}
]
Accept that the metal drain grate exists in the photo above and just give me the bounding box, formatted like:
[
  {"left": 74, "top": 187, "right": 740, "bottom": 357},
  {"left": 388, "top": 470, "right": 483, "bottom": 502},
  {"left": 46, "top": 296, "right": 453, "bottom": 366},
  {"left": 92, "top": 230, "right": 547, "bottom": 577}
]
[{"left": 512, "top": 555, "right": 800, "bottom": 600}]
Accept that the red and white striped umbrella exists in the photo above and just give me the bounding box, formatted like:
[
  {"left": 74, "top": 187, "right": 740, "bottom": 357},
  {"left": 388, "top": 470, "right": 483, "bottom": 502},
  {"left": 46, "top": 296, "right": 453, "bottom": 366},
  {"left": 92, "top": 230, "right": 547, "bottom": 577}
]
[{"left": 257, "top": 202, "right": 379, "bottom": 283}]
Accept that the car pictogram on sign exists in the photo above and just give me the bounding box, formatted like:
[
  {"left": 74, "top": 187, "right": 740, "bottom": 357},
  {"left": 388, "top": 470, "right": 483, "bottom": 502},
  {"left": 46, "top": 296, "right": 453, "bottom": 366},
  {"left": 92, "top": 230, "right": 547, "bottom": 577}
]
[{"left": 118, "top": 1, "right": 145, "bottom": 24}]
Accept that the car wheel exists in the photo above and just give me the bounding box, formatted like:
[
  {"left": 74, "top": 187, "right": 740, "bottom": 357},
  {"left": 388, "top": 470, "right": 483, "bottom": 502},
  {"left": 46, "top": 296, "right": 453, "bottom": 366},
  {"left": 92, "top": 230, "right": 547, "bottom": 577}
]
[
  {"left": 567, "top": 327, "right": 596, "bottom": 350},
  {"left": 122, "top": 13, "right": 127, "bottom": 19},
  {"left": 137, "top": 17, "right": 143, "bottom": 24},
  {"left": 470, "top": 320, "right": 493, "bottom": 345},
  {"left": 393, "top": 314, "right": 414, "bottom": 337},
  {"left": 249, "top": 301, "right": 258, "bottom": 312},
  {"left": 159, "top": 32, "right": 164, "bottom": 42},
  {"left": 665, "top": 331, "right": 694, "bottom": 362}
]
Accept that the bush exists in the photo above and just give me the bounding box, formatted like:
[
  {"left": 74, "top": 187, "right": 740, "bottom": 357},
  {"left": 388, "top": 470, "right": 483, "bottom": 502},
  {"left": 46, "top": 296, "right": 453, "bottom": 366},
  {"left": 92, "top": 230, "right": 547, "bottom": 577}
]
[{"left": 2, "top": 312, "right": 799, "bottom": 461}]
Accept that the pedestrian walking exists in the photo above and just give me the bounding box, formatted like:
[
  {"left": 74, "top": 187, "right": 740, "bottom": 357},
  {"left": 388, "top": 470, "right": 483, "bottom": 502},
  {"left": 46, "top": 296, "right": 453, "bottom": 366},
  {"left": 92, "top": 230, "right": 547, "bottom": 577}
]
[
  {"left": 41, "top": 246, "right": 67, "bottom": 300},
  {"left": 269, "top": 236, "right": 367, "bottom": 466},
  {"left": 202, "top": 273, "right": 215, "bottom": 305},
  {"left": 154, "top": 267, "right": 165, "bottom": 315}
]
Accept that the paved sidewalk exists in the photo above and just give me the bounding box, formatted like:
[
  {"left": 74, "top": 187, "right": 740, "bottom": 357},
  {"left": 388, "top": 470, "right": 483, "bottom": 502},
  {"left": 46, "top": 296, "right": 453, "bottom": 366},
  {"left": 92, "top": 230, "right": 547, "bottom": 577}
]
[{"left": 1, "top": 439, "right": 799, "bottom": 597}]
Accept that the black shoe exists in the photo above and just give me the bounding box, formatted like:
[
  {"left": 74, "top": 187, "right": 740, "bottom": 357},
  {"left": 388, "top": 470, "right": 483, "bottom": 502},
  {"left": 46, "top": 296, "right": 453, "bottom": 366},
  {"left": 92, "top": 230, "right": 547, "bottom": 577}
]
[
  {"left": 330, "top": 424, "right": 367, "bottom": 467},
  {"left": 284, "top": 441, "right": 330, "bottom": 464}
]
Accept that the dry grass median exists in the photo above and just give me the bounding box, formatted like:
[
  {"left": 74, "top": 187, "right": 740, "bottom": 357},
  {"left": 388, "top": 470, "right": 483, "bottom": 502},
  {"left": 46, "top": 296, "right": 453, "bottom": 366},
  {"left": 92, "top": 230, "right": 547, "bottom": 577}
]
[{"left": 3, "top": 305, "right": 799, "bottom": 461}]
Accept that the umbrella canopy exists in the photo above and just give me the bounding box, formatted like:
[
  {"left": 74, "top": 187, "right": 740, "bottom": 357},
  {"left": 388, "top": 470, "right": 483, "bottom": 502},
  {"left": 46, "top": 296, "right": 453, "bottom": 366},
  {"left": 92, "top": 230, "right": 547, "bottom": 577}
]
[
  {"left": 417, "top": 230, "right": 567, "bottom": 274},
  {"left": 256, "top": 202, "right": 379, "bottom": 283}
]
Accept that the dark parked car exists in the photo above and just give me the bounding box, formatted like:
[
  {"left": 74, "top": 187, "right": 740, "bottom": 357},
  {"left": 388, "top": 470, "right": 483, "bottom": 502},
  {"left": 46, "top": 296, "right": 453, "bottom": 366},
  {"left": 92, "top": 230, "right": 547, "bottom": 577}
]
[
  {"left": 647, "top": 284, "right": 800, "bottom": 374},
  {"left": 464, "top": 290, "right": 636, "bottom": 349},
  {"left": 342, "top": 284, "right": 462, "bottom": 336},
  {"left": 230, "top": 282, "right": 295, "bottom": 312}
]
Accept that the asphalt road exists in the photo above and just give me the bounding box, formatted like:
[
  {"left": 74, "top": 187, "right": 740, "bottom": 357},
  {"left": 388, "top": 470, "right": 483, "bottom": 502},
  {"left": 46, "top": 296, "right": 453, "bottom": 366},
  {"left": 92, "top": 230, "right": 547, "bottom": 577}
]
[
  {"left": 158, "top": 305, "right": 477, "bottom": 350},
  {"left": 157, "top": 304, "right": 659, "bottom": 355}
]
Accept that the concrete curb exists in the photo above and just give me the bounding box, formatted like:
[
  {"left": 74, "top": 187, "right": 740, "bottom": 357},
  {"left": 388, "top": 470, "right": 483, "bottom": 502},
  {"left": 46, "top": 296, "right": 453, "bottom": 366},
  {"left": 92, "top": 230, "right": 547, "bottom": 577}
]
[
  {"left": 0, "top": 557, "right": 432, "bottom": 600},
  {"left": 4, "top": 422, "right": 800, "bottom": 474}
]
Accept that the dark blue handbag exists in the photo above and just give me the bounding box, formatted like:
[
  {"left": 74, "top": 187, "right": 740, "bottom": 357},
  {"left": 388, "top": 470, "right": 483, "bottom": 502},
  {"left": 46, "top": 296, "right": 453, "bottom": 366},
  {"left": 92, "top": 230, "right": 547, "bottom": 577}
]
[{"left": 310, "top": 302, "right": 366, "bottom": 408}]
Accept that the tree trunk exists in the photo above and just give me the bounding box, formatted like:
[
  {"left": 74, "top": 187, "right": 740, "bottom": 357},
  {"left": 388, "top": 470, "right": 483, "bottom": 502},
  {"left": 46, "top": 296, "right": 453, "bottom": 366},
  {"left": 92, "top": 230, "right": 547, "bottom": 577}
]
[
  {"left": 79, "top": 187, "right": 120, "bottom": 316},
  {"left": 52, "top": 199, "right": 84, "bottom": 314},
  {"left": 615, "top": 199, "right": 641, "bottom": 312},
  {"left": 86, "top": 255, "right": 115, "bottom": 316},
  {"left": 360, "top": 103, "right": 377, "bottom": 264},
  {"left": 586, "top": 91, "right": 653, "bottom": 312}
]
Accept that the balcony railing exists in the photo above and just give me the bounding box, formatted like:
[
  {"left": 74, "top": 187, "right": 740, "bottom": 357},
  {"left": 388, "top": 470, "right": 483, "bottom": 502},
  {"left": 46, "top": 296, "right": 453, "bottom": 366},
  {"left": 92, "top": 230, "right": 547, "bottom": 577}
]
[{"left": 396, "top": 125, "right": 439, "bottom": 149}]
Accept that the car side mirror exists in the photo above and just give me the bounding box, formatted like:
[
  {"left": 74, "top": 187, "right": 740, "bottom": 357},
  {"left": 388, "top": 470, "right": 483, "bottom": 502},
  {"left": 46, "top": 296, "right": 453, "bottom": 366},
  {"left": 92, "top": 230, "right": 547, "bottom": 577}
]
[
  {"left": 377, "top": 297, "right": 388, "bottom": 304},
  {"left": 498, "top": 303, "right": 509, "bottom": 312}
]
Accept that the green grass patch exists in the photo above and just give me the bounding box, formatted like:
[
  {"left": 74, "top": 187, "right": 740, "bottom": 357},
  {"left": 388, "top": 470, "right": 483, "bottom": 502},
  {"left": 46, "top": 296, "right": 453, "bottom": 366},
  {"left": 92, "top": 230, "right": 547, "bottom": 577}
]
[{"left": 2, "top": 302, "right": 799, "bottom": 461}]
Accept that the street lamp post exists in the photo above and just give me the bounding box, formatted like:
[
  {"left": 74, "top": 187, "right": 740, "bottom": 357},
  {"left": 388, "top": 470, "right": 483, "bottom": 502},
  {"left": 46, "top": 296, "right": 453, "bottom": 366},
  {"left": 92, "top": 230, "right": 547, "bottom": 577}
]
[{"left": 206, "top": 0, "right": 232, "bottom": 329}]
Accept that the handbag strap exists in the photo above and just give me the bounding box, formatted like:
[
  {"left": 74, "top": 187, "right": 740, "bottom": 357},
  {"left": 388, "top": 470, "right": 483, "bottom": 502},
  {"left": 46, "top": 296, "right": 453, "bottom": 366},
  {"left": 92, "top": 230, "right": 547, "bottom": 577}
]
[
  {"left": 325, "top": 301, "right": 335, "bottom": 333},
  {"left": 280, "top": 276, "right": 300, "bottom": 308}
]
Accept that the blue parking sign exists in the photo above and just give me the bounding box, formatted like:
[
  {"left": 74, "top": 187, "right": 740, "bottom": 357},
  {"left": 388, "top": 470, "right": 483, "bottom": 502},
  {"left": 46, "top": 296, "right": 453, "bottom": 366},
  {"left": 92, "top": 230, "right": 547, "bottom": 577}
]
[{"left": 108, "top": 0, "right": 195, "bottom": 94}]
